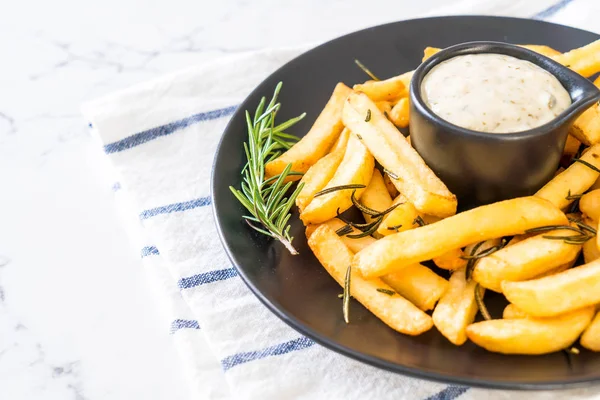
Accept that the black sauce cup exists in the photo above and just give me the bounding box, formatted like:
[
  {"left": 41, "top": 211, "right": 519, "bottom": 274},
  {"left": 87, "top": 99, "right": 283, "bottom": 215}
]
[{"left": 410, "top": 41, "right": 600, "bottom": 209}]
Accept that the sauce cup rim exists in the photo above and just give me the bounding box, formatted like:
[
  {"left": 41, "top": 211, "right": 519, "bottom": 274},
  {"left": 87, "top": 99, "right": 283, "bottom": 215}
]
[{"left": 410, "top": 41, "right": 600, "bottom": 141}]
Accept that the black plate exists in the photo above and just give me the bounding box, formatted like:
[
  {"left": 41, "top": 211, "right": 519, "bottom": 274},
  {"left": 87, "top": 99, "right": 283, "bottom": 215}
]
[{"left": 212, "top": 16, "right": 600, "bottom": 389}]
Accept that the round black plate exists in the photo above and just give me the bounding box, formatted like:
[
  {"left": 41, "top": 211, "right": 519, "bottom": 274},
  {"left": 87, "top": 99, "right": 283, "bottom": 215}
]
[{"left": 212, "top": 16, "right": 600, "bottom": 389}]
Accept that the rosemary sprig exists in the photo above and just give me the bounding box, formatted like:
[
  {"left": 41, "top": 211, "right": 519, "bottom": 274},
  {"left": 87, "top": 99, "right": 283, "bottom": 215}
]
[
  {"left": 464, "top": 240, "right": 506, "bottom": 281},
  {"left": 354, "top": 59, "right": 380, "bottom": 81},
  {"left": 413, "top": 216, "right": 426, "bottom": 227},
  {"left": 343, "top": 265, "right": 352, "bottom": 323},
  {"left": 387, "top": 224, "right": 403, "bottom": 231},
  {"left": 574, "top": 158, "right": 600, "bottom": 173},
  {"left": 474, "top": 283, "right": 491, "bottom": 320},
  {"left": 376, "top": 288, "right": 396, "bottom": 296},
  {"left": 229, "top": 82, "right": 306, "bottom": 255},
  {"left": 350, "top": 190, "right": 401, "bottom": 218},
  {"left": 335, "top": 225, "right": 354, "bottom": 236},
  {"left": 525, "top": 224, "right": 594, "bottom": 245},
  {"left": 365, "top": 109, "right": 372, "bottom": 122},
  {"left": 383, "top": 168, "right": 400, "bottom": 180},
  {"left": 566, "top": 189, "right": 582, "bottom": 201},
  {"left": 347, "top": 216, "right": 384, "bottom": 238},
  {"left": 314, "top": 184, "right": 366, "bottom": 198}
]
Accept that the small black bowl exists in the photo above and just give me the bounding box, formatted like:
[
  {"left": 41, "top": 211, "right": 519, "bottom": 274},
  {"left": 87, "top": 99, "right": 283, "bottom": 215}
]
[{"left": 410, "top": 41, "right": 600, "bottom": 208}]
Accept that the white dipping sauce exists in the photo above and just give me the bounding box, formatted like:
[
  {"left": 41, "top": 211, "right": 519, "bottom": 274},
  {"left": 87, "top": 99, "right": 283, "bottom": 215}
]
[{"left": 421, "top": 54, "right": 571, "bottom": 133}]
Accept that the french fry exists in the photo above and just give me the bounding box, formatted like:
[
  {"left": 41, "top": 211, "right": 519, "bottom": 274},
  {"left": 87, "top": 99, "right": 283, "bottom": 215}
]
[
  {"left": 432, "top": 248, "right": 467, "bottom": 270},
  {"left": 300, "top": 134, "right": 374, "bottom": 224},
  {"left": 432, "top": 268, "right": 480, "bottom": 345},
  {"left": 502, "top": 304, "right": 528, "bottom": 319},
  {"left": 353, "top": 76, "right": 406, "bottom": 102},
  {"left": 353, "top": 196, "right": 567, "bottom": 278},
  {"left": 307, "top": 225, "right": 433, "bottom": 335},
  {"left": 580, "top": 189, "right": 600, "bottom": 222},
  {"left": 265, "top": 83, "right": 352, "bottom": 177},
  {"left": 343, "top": 92, "right": 457, "bottom": 217},
  {"left": 472, "top": 227, "right": 582, "bottom": 292},
  {"left": 563, "top": 134, "right": 581, "bottom": 161},
  {"left": 581, "top": 311, "right": 600, "bottom": 351},
  {"left": 553, "top": 39, "right": 600, "bottom": 77},
  {"left": 305, "top": 219, "right": 376, "bottom": 253},
  {"left": 534, "top": 259, "right": 575, "bottom": 279},
  {"left": 535, "top": 144, "right": 600, "bottom": 209},
  {"left": 382, "top": 264, "right": 448, "bottom": 311},
  {"left": 398, "top": 71, "right": 414, "bottom": 89},
  {"left": 296, "top": 130, "right": 350, "bottom": 212},
  {"left": 519, "top": 44, "right": 561, "bottom": 57},
  {"left": 376, "top": 101, "right": 393, "bottom": 116},
  {"left": 569, "top": 103, "right": 600, "bottom": 146},
  {"left": 359, "top": 169, "right": 393, "bottom": 225},
  {"left": 595, "top": 75, "right": 600, "bottom": 87},
  {"left": 376, "top": 194, "right": 420, "bottom": 235},
  {"left": 583, "top": 229, "right": 600, "bottom": 263},
  {"left": 389, "top": 97, "right": 410, "bottom": 128},
  {"left": 383, "top": 174, "right": 399, "bottom": 198},
  {"left": 466, "top": 307, "right": 594, "bottom": 355},
  {"left": 422, "top": 47, "right": 441, "bottom": 62},
  {"left": 329, "top": 127, "right": 351, "bottom": 154},
  {"left": 502, "top": 258, "right": 600, "bottom": 317}
]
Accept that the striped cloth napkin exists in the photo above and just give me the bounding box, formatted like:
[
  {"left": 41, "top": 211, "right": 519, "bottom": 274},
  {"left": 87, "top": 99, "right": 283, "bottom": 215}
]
[{"left": 82, "top": 1, "right": 600, "bottom": 399}]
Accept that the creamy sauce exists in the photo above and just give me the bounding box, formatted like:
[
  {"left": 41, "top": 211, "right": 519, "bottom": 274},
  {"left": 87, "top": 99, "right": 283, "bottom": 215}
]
[{"left": 421, "top": 54, "right": 571, "bottom": 133}]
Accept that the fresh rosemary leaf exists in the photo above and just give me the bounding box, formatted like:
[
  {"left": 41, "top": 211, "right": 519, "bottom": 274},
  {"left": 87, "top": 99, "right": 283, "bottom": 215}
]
[
  {"left": 413, "top": 216, "right": 426, "bottom": 226},
  {"left": 337, "top": 293, "right": 344, "bottom": 299},
  {"left": 525, "top": 225, "right": 583, "bottom": 234},
  {"left": 343, "top": 265, "right": 352, "bottom": 323},
  {"left": 474, "top": 283, "right": 491, "bottom": 320},
  {"left": 357, "top": 134, "right": 363, "bottom": 140},
  {"left": 465, "top": 241, "right": 485, "bottom": 281},
  {"left": 376, "top": 288, "right": 396, "bottom": 296},
  {"left": 365, "top": 109, "right": 372, "bottom": 122},
  {"left": 566, "top": 189, "right": 583, "bottom": 201},
  {"left": 354, "top": 59, "right": 380, "bottom": 81},
  {"left": 335, "top": 224, "right": 354, "bottom": 237},
  {"left": 387, "top": 224, "right": 403, "bottom": 231},
  {"left": 574, "top": 158, "right": 600, "bottom": 173},
  {"left": 347, "top": 216, "right": 384, "bottom": 238},
  {"left": 229, "top": 82, "right": 306, "bottom": 255},
  {"left": 350, "top": 190, "right": 402, "bottom": 218},
  {"left": 314, "top": 184, "right": 366, "bottom": 198},
  {"left": 383, "top": 168, "right": 399, "bottom": 180},
  {"left": 574, "top": 220, "right": 597, "bottom": 235}
]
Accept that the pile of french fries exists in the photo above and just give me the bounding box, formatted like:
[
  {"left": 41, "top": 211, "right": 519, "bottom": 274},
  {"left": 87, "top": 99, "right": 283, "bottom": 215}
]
[{"left": 265, "top": 40, "right": 600, "bottom": 355}]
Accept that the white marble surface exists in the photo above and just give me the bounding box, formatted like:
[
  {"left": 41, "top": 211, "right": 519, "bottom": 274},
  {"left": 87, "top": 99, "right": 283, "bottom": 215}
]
[{"left": 0, "top": 0, "right": 596, "bottom": 399}]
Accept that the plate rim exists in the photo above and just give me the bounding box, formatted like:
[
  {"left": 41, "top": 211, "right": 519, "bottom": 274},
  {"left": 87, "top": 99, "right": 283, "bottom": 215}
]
[{"left": 211, "top": 15, "right": 600, "bottom": 390}]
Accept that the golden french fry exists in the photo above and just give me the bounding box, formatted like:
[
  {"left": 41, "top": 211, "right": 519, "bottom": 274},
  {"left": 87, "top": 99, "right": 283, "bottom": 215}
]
[
  {"left": 343, "top": 92, "right": 457, "bottom": 217},
  {"left": 376, "top": 101, "right": 392, "bottom": 116},
  {"left": 389, "top": 97, "right": 410, "bottom": 128},
  {"left": 296, "top": 130, "right": 350, "bottom": 212},
  {"left": 503, "top": 304, "right": 528, "bottom": 319},
  {"left": 432, "top": 248, "right": 467, "bottom": 270},
  {"left": 353, "top": 76, "right": 406, "bottom": 102},
  {"left": 536, "top": 144, "right": 600, "bottom": 209},
  {"left": 383, "top": 173, "right": 399, "bottom": 198},
  {"left": 382, "top": 264, "right": 448, "bottom": 311},
  {"left": 472, "top": 227, "right": 582, "bottom": 292},
  {"left": 580, "top": 189, "right": 600, "bottom": 222},
  {"left": 595, "top": 76, "right": 600, "bottom": 87},
  {"left": 300, "top": 134, "right": 374, "bottom": 224},
  {"left": 503, "top": 258, "right": 600, "bottom": 317},
  {"left": 569, "top": 103, "right": 600, "bottom": 146},
  {"left": 305, "top": 218, "right": 376, "bottom": 253},
  {"left": 307, "top": 225, "right": 433, "bottom": 335},
  {"left": 376, "top": 194, "right": 420, "bottom": 235},
  {"left": 432, "top": 268, "right": 480, "bottom": 345},
  {"left": 534, "top": 259, "right": 575, "bottom": 279},
  {"left": 581, "top": 311, "right": 600, "bottom": 351},
  {"left": 553, "top": 39, "right": 600, "bottom": 77},
  {"left": 329, "top": 127, "right": 351, "bottom": 154},
  {"left": 265, "top": 83, "right": 352, "bottom": 177},
  {"left": 466, "top": 307, "right": 594, "bottom": 355},
  {"left": 422, "top": 47, "right": 441, "bottom": 62},
  {"left": 584, "top": 230, "right": 600, "bottom": 264},
  {"left": 519, "top": 44, "right": 562, "bottom": 57},
  {"left": 353, "top": 196, "right": 567, "bottom": 278},
  {"left": 563, "top": 134, "right": 581, "bottom": 160},
  {"left": 398, "top": 71, "right": 414, "bottom": 89},
  {"left": 359, "top": 169, "right": 392, "bottom": 225}
]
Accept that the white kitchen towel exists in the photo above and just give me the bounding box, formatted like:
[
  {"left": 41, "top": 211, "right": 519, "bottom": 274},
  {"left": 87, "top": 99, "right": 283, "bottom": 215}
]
[{"left": 82, "top": 1, "right": 600, "bottom": 399}]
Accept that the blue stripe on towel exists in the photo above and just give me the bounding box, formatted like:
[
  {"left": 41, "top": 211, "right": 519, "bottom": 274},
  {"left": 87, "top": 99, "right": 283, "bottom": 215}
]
[
  {"left": 170, "top": 319, "right": 200, "bottom": 334},
  {"left": 221, "top": 337, "right": 315, "bottom": 371},
  {"left": 103, "top": 105, "right": 237, "bottom": 154},
  {"left": 425, "top": 386, "right": 469, "bottom": 400},
  {"left": 532, "top": 0, "right": 575, "bottom": 19},
  {"left": 141, "top": 246, "right": 160, "bottom": 257},
  {"left": 139, "top": 196, "right": 211, "bottom": 220},
  {"left": 178, "top": 267, "right": 238, "bottom": 289}
]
